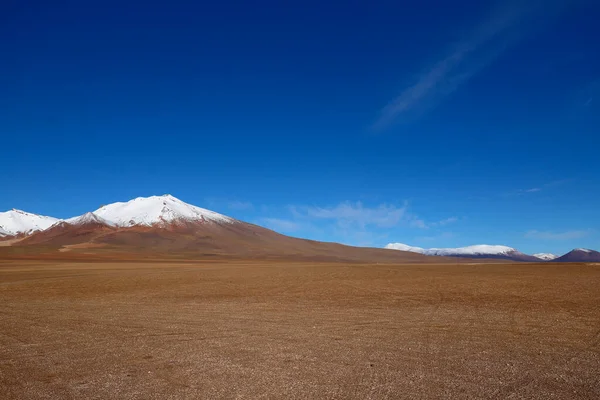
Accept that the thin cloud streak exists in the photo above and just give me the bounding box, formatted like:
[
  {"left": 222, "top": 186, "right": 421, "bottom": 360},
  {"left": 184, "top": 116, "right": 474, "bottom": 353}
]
[
  {"left": 372, "top": 1, "right": 561, "bottom": 129},
  {"left": 259, "top": 218, "right": 301, "bottom": 232},
  {"left": 525, "top": 229, "right": 592, "bottom": 240},
  {"left": 506, "top": 179, "right": 570, "bottom": 197},
  {"left": 417, "top": 232, "right": 456, "bottom": 242},
  {"left": 259, "top": 201, "right": 459, "bottom": 247},
  {"left": 434, "top": 217, "right": 459, "bottom": 226},
  {"left": 305, "top": 201, "right": 409, "bottom": 229},
  {"left": 228, "top": 201, "right": 254, "bottom": 210},
  {"left": 289, "top": 201, "right": 457, "bottom": 232}
]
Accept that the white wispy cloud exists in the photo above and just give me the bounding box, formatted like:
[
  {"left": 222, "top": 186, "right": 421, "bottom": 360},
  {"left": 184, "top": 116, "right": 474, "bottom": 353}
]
[
  {"left": 567, "top": 79, "right": 600, "bottom": 119},
  {"left": 204, "top": 198, "right": 255, "bottom": 211},
  {"left": 259, "top": 201, "right": 458, "bottom": 247},
  {"left": 433, "top": 217, "right": 459, "bottom": 226},
  {"left": 507, "top": 179, "right": 570, "bottom": 197},
  {"left": 409, "top": 217, "right": 428, "bottom": 229},
  {"left": 416, "top": 232, "right": 456, "bottom": 242},
  {"left": 294, "top": 201, "right": 457, "bottom": 232},
  {"left": 580, "top": 80, "right": 599, "bottom": 108},
  {"left": 372, "top": 0, "right": 564, "bottom": 129},
  {"left": 259, "top": 218, "right": 301, "bottom": 232},
  {"left": 525, "top": 229, "right": 592, "bottom": 240},
  {"left": 304, "top": 201, "right": 410, "bottom": 229},
  {"left": 228, "top": 201, "right": 254, "bottom": 210}
]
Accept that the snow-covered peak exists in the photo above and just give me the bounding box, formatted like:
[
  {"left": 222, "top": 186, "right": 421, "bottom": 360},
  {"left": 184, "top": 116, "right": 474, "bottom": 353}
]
[
  {"left": 385, "top": 243, "right": 519, "bottom": 256},
  {"left": 575, "top": 248, "right": 592, "bottom": 253},
  {"left": 533, "top": 253, "right": 558, "bottom": 261},
  {"left": 385, "top": 243, "right": 425, "bottom": 253},
  {"left": 65, "top": 212, "right": 115, "bottom": 227},
  {"left": 0, "top": 209, "right": 59, "bottom": 236},
  {"left": 93, "top": 195, "right": 235, "bottom": 227},
  {"left": 431, "top": 244, "right": 517, "bottom": 256}
]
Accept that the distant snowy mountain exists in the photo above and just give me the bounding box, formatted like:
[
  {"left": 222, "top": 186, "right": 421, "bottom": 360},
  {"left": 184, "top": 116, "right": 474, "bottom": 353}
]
[
  {"left": 533, "top": 253, "right": 558, "bottom": 261},
  {"left": 93, "top": 195, "right": 234, "bottom": 227},
  {"left": 0, "top": 209, "right": 59, "bottom": 236},
  {"left": 386, "top": 243, "right": 517, "bottom": 256},
  {"left": 553, "top": 249, "right": 600, "bottom": 263},
  {"left": 385, "top": 243, "right": 540, "bottom": 262},
  {"left": 384, "top": 243, "right": 427, "bottom": 253}
]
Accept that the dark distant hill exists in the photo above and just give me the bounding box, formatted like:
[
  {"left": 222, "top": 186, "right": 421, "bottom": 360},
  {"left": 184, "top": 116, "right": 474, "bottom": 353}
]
[{"left": 552, "top": 249, "right": 600, "bottom": 262}]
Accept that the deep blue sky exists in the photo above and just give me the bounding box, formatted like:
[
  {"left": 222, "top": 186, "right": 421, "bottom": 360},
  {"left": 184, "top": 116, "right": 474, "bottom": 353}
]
[{"left": 2, "top": 0, "right": 599, "bottom": 254}]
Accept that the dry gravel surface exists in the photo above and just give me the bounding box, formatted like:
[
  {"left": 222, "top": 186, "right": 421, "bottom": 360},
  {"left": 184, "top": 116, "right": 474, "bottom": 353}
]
[{"left": 0, "top": 260, "right": 598, "bottom": 399}]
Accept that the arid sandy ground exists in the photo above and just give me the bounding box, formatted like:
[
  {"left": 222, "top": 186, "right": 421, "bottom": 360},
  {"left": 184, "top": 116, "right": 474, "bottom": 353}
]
[{"left": 0, "top": 260, "right": 598, "bottom": 399}]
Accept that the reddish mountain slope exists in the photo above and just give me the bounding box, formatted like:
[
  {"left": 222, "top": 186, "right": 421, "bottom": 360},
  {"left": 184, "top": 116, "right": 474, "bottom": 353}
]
[{"left": 19, "top": 215, "right": 441, "bottom": 262}]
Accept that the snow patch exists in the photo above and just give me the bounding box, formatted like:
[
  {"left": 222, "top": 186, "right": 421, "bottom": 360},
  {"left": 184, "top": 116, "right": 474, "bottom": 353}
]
[
  {"left": 93, "top": 195, "right": 235, "bottom": 227},
  {"left": 384, "top": 243, "right": 425, "bottom": 253},
  {"left": 65, "top": 212, "right": 115, "bottom": 227},
  {"left": 575, "top": 248, "right": 592, "bottom": 253},
  {"left": 0, "top": 209, "right": 59, "bottom": 235},
  {"left": 385, "top": 243, "right": 518, "bottom": 256},
  {"left": 533, "top": 253, "right": 558, "bottom": 261}
]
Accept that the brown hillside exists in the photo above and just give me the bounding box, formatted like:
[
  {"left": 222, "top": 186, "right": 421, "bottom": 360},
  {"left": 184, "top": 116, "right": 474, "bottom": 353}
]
[{"left": 11, "top": 219, "right": 454, "bottom": 263}]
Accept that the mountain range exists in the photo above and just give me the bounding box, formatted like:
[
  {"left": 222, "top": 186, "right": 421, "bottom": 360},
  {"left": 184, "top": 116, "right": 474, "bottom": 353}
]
[
  {"left": 384, "top": 243, "right": 597, "bottom": 262},
  {"left": 0, "top": 195, "right": 442, "bottom": 263},
  {"left": 1, "top": 195, "right": 598, "bottom": 262},
  {"left": 384, "top": 243, "right": 542, "bottom": 262}
]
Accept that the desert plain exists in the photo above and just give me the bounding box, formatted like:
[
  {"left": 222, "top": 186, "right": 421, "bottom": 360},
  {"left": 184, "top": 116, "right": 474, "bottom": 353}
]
[{"left": 0, "top": 259, "right": 599, "bottom": 399}]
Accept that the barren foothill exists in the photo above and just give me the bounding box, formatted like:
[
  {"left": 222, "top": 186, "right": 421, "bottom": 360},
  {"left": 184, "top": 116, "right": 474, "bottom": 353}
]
[{"left": 0, "top": 260, "right": 598, "bottom": 399}]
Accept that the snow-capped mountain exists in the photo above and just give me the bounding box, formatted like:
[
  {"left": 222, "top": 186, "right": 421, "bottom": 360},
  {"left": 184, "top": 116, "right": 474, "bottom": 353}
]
[
  {"left": 385, "top": 243, "right": 539, "bottom": 261},
  {"left": 19, "top": 196, "right": 238, "bottom": 246},
  {"left": 0, "top": 209, "right": 59, "bottom": 236},
  {"left": 533, "top": 253, "right": 558, "bottom": 261},
  {"left": 553, "top": 248, "right": 600, "bottom": 262},
  {"left": 64, "top": 212, "right": 115, "bottom": 227},
  {"left": 0, "top": 195, "right": 233, "bottom": 237},
  {"left": 384, "top": 243, "right": 427, "bottom": 253},
  {"left": 386, "top": 243, "right": 518, "bottom": 256},
  {"left": 93, "top": 195, "right": 234, "bottom": 227}
]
